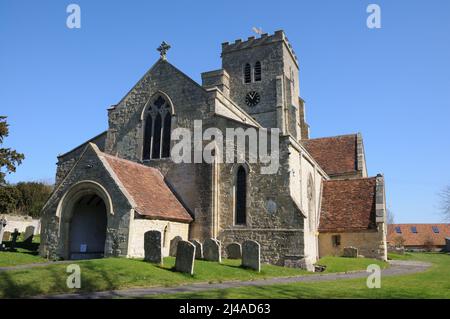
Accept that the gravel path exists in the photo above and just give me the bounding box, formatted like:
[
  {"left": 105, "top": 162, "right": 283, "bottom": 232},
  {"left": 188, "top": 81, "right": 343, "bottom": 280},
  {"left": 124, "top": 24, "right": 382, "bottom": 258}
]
[{"left": 32, "top": 260, "right": 431, "bottom": 299}]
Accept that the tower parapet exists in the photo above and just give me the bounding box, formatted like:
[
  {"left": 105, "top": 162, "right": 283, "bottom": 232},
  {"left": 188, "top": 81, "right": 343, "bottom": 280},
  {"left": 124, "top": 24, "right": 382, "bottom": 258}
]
[{"left": 221, "top": 30, "right": 298, "bottom": 68}]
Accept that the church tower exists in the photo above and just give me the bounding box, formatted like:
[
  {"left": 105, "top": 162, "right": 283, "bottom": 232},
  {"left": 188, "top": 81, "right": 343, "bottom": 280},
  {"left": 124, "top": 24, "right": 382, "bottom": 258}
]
[{"left": 221, "top": 30, "right": 305, "bottom": 139}]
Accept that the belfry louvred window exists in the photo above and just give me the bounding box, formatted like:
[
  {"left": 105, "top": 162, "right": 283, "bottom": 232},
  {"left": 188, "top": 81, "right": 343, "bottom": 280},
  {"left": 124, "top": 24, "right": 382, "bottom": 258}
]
[
  {"left": 254, "top": 61, "right": 261, "bottom": 81},
  {"left": 244, "top": 63, "right": 251, "bottom": 83},
  {"left": 143, "top": 95, "right": 172, "bottom": 160}
]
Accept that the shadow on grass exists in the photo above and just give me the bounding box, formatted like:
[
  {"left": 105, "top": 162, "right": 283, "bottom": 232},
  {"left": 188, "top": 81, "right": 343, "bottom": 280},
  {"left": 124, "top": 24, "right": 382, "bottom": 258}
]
[{"left": 0, "top": 269, "right": 43, "bottom": 298}]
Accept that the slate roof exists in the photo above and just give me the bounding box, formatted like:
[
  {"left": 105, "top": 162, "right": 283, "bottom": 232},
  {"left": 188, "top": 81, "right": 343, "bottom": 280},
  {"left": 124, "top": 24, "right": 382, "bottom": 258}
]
[
  {"left": 302, "top": 134, "right": 358, "bottom": 176},
  {"left": 387, "top": 224, "right": 450, "bottom": 247},
  {"left": 102, "top": 153, "right": 193, "bottom": 223},
  {"left": 319, "top": 177, "right": 377, "bottom": 232}
]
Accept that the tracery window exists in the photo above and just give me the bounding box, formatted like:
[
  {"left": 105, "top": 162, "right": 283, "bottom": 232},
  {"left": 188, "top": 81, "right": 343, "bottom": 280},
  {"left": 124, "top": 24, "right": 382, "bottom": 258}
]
[{"left": 143, "top": 95, "right": 172, "bottom": 160}]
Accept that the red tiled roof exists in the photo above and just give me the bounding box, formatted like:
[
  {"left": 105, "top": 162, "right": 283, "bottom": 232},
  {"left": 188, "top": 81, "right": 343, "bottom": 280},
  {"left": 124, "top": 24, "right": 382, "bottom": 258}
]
[
  {"left": 102, "top": 154, "right": 193, "bottom": 223},
  {"left": 302, "top": 134, "right": 357, "bottom": 176},
  {"left": 387, "top": 224, "right": 450, "bottom": 247},
  {"left": 319, "top": 177, "right": 377, "bottom": 232}
]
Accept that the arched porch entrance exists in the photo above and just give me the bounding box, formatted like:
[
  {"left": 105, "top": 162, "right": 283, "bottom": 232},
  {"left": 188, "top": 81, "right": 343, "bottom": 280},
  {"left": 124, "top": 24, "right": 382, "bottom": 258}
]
[
  {"left": 57, "top": 181, "right": 113, "bottom": 260},
  {"left": 69, "top": 194, "right": 107, "bottom": 260}
]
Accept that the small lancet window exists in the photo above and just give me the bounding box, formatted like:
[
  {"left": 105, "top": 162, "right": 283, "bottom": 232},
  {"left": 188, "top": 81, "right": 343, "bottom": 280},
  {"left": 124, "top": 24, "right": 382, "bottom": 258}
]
[
  {"left": 244, "top": 63, "right": 251, "bottom": 83},
  {"left": 235, "top": 166, "right": 247, "bottom": 225},
  {"left": 143, "top": 95, "right": 173, "bottom": 160},
  {"left": 254, "top": 61, "right": 261, "bottom": 82}
]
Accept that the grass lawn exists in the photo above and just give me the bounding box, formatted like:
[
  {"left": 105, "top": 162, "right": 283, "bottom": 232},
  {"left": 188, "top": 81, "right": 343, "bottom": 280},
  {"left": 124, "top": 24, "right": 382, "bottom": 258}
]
[
  {"left": 0, "top": 254, "right": 386, "bottom": 298},
  {"left": 0, "top": 250, "right": 47, "bottom": 267},
  {"left": 0, "top": 235, "right": 46, "bottom": 267},
  {"left": 146, "top": 253, "right": 450, "bottom": 299}
]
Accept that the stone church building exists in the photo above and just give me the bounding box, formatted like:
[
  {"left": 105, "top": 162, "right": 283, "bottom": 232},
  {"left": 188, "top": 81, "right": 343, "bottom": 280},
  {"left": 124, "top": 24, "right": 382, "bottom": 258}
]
[{"left": 40, "top": 30, "right": 387, "bottom": 269}]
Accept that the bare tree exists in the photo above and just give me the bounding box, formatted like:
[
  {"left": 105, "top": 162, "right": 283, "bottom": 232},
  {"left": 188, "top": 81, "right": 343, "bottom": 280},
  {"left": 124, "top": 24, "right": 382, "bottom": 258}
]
[
  {"left": 439, "top": 185, "right": 450, "bottom": 221},
  {"left": 386, "top": 208, "right": 395, "bottom": 225}
]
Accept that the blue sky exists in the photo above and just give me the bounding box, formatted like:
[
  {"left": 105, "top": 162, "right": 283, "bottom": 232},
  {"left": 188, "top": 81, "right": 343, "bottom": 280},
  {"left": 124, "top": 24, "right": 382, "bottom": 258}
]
[{"left": 0, "top": 0, "right": 449, "bottom": 223}]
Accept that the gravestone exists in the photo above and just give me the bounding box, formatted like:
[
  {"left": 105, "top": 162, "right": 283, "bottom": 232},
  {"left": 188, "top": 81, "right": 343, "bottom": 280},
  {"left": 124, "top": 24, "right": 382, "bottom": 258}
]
[
  {"left": 2, "top": 231, "right": 11, "bottom": 242},
  {"left": 10, "top": 229, "right": 20, "bottom": 251},
  {"left": 445, "top": 237, "right": 450, "bottom": 252},
  {"left": 0, "top": 218, "right": 7, "bottom": 245},
  {"left": 23, "top": 225, "right": 35, "bottom": 243},
  {"left": 242, "top": 240, "right": 260, "bottom": 272},
  {"left": 169, "top": 236, "right": 182, "bottom": 257},
  {"left": 343, "top": 246, "right": 358, "bottom": 258},
  {"left": 144, "top": 230, "right": 162, "bottom": 264},
  {"left": 190, "top": 239, "right": 203, "bottom": 259},
  {"left": 174, "top": 240, "right": 195, "bottom": 275},
  {"left": 203, "top": 238, "right": 221, "bottom": 262},
  {"left": 226, "top": 242, "right": 242, "bottom": 259}
]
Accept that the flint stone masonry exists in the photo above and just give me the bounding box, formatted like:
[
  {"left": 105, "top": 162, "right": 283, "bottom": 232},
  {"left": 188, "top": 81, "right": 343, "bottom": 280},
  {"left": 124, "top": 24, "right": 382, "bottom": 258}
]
[
  {"left": 343, "top": 246, "right": 358, "bottom": 258},
  {"left": 242, "top": 240, "right": 261, "bottom": 272},
  {"left": 174, "top": 240, "right": 195, "bottom": 275},
  {"left": 169, "top": 236, "right": 182, "bottom": 257},
  {"left": 203, "top": 238, "right": 221, "bottom": 262},
  {"left": 190, "top": 239, "right": 203, "bottom": 259},
  {"left": 226, "top": 242, "right": 242, "bottom": 259},
  {"left": 144, "top": 230, "right": 162, "bottom": 264}
]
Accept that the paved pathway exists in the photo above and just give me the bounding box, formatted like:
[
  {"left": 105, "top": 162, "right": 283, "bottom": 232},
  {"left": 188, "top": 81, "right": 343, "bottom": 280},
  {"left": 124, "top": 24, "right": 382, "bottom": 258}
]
[{"left": 33, "top": 260, "right": 430, "bottom": 299}]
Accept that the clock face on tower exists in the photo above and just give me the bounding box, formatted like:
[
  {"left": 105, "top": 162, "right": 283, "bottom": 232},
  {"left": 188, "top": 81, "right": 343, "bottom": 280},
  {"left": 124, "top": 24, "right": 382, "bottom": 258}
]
[{"left": 245, "top": 91, "right": 260, "bottom": 107}]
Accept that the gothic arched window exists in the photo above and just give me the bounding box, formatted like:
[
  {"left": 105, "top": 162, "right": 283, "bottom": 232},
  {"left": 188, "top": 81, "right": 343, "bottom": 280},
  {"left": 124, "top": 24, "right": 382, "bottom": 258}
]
[
  {"left": 254, "top": 61, "right": 262, "bottom": 82},
  {"left": 307, "top": 174, "right": 315, "bottom": 231},
  {"left": 235, "top": 165, "right": 247, "bottom": 225},
  {"left": 142, "top": 95, "right": 173, "bottom": 160},
  {"left": 244, "top": 63, "right": 251, "bottom": 83}
]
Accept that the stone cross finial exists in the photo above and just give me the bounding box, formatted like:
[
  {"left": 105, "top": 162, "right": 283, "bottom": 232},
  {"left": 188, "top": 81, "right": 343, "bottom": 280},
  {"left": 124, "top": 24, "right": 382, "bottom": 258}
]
[{"left": 157, "top": 41, "right": 171, "bottom": 60}]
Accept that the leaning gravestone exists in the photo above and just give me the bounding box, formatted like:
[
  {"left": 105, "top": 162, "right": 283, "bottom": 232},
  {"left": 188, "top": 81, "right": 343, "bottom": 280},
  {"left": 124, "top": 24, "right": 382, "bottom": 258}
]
[
  {"left": 23, "top": 225, "right": 35, "bottom": 243},
  {"left": 343, "top": 246, "right": 358, "bottom": 258},
  {"left": 144, "top": 230, "right": 162, "bottom": 264},
  {"left": 169, "top": 236, "right": 182, "bottom": 257},
  {"left": 203, "top": 238, "right": 221, "bottom": 262},
  {"left": 226, "top": 242, "right": 242, "bottom": 259},
  {"left": 190, "top": 239, "right": 203, "bottom": 259},
  {"left": 242, "top": 240, "right": 260, "bottom": 272},
  {"left": 174, "top": 240, "right": 195, "bottom": 275}
]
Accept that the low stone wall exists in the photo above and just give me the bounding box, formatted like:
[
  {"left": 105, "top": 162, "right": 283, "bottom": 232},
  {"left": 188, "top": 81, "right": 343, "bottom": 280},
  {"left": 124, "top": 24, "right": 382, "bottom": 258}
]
[{"left": 1, "top": 215, "right": 40, "bottom": 234}]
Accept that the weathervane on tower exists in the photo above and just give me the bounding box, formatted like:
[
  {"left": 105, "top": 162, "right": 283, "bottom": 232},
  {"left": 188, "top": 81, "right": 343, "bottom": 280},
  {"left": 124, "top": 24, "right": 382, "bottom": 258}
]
[{"left": 157, "top": 41, "right": 171, "bottom": 60}]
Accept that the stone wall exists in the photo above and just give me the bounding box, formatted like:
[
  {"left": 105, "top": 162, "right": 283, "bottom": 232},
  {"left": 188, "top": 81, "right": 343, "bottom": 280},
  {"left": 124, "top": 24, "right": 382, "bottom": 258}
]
[
  {"left": 1, "top": 215, "right": 40, "bottom": 234},
  {"left": 127, "top": 218, "right": 189, "bottom": 258},
  {"left": 319, "top": 229, "right": 387, "bottom": 260}
]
